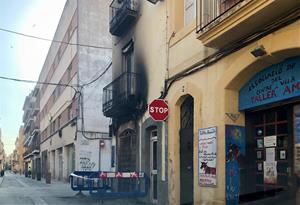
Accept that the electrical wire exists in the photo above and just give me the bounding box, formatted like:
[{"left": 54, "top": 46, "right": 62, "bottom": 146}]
[
  {"left": 0, "top": 75, "right": 78, "bottom": 93},
  {"left": 160, "top": 6, "right": 300, "bottom": 99},
  {"left": 0, "top": 60, "right": 112, "bottom": 141},
  {"left": 80, "top": 61, "right": 112, "bottom": 87},
  {"left": 0, "top": 27, "right": 112, "bottom": 50}
]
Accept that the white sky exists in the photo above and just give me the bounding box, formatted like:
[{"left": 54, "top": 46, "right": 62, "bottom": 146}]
[{"left": 0, "top": 0, "right": 66, "bottom": 155}]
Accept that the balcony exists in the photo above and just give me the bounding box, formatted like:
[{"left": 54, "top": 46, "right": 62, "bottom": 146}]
[
  {"left": 196, "top": 0, "right": 300, "bottom": 49},
  {"left": 103, "top": 72, "right": 142, "bottom": 118},
  {"left": 109, "top": 0, "right": 139, "bottom": 36}
]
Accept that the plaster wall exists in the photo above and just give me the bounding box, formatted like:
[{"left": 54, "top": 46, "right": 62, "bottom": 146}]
[{"left": 166, "top": 19, "right": 300, "bottom": 205}]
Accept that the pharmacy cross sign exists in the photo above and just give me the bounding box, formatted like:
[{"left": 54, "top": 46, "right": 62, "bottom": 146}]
[{"left": 148, "top": 99, "right": 169, "bottom": 121}]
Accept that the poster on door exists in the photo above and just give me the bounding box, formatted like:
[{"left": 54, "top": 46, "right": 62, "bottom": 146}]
[
  {"left": 264, "top": 161, "right": 277, "bottom": 184},
  {"left": 198, "top": 126, "right": 217, "bottom": 186}
]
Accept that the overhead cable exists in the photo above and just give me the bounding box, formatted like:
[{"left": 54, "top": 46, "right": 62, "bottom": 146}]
[
  {"left": 0, "top": 75, "right": 77, "bottom": 93},
  {"left": 0, "top": 27, "right": 112, "bottom": 50}
]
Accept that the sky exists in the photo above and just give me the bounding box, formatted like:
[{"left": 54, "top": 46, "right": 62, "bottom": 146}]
[{"left": 0, "top": 0, "right": 67, "bottom": 155}]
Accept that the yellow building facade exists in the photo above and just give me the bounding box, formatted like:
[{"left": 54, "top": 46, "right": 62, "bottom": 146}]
[
  {"left": 13, "top": 126, "right": 25, "bottom": 174},
  {"left": 165, "top": 0, "right": 300, "bottom": 204}
]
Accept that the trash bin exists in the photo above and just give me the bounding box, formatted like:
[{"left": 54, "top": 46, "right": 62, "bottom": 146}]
[{"left": 46, "top": 172, "right": 51, "bottom": 184}]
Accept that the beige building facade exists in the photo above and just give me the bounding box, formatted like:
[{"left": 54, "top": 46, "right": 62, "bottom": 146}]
[
  {"left": 0, "top": 129, "right": 5, "bottom": 172},
  {"left": 103, "top": 0, "right": 168, "bottom": 204},
  {"left": 165, "top": 0, "right": 300, "bottom": 204},
  {"left": 12, "top": 126, "right": 25, "bottom": 174}
]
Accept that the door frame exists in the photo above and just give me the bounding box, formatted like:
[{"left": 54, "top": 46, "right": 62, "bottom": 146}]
[{"left": 150, "top": 129, "right": 158, "bottom": 203}]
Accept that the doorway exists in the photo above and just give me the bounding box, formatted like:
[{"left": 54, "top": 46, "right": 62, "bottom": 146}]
[
  {"left": 58, "top": 148, "right": 63, "bottom": 181},
  {"left": 180, "top": 96, "right": 194, "bottom": 205},
  {"left": 150, "top": 129, "right": 158, "bottom": 203},
  {"left": 243, "top": 104, "right": 297, "bottom": 204},
  {"left": 117, "top": 129, "right": 136, "bottom": 191}
]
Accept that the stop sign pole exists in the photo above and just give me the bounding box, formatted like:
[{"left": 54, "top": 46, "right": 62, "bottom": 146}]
[{"left": 148, "top": 99, "right": 169, "bottom": 121}]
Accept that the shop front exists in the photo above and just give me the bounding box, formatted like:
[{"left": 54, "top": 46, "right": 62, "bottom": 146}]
[{"left": 227, "top": 55, "right": 300, "bottom": 204}]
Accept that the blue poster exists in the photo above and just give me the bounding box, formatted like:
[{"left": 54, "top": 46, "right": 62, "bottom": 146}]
[
  {"left": 225, "top": 125, "right": 245, "bottom": 205},
  {"left": 239, "top": 56, "right": 300, "bottom": 110}
]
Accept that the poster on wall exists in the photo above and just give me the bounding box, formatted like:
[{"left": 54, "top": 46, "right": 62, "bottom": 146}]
[
  {"left": 225, "top": 125, "right": 246, "bottom": 205},
  {"left": 264, "top": 161, "right": 277, "bottom": 184},
  {"left": 198, "top": 126, "right": 217, "bottom": 186}
]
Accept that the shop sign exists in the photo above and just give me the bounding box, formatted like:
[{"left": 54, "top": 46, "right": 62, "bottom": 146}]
[
  {"left": 198, "top": 126, "right": 217, "bottom": 186},
  {"left": 225, "top": 125, "right": 245, "bottom": 205},
  {"left": 239, "top": 56, "right": 300, "bottom": 110}
]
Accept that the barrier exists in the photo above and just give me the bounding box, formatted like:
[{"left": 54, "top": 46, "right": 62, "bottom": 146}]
[{"left": 69, "top": 171, "right": 149, "bottom": 198}]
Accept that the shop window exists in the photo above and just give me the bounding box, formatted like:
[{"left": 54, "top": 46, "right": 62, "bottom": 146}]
[
  {"left": 277, "top": 109, "right": 287, "bottom": 121},
  {"left": 266, "top": 111, "right": 275, "bottom": 123},
  {"left": 277, "top": 123, "right": 288, "bottom": 135},
  {"left": 244, "top": 105, "right": 294, "bottom": 203},
  {"left": 265, "top": 125, "right": 275, "bottom": 136}
]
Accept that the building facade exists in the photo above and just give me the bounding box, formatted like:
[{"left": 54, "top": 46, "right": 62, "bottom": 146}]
[
  {"left": 38, "top": 0, "right": 112, "bottom": 182},
  {"left": 22, "top": 87, "right": 41, "bottom": 179},
  {"left": 0, "top": 129, "right": 5, "bottom": 172},
  {"left": 103, "top": 0, "right": 168, "bottom": 204},
  {"left": 165, "top": 0, "right": 300, "bottom": 204},
  {"left": 12, "top": 126, "right": 25, "bottom": 174}
]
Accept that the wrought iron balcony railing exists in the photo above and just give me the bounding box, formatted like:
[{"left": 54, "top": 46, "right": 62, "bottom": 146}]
[
  {"left": 196, "top": 0, "right": 300, "bottom": 49},
  {"left": 103, "top": 72, "right": 141, "bottom": 117},
  {"left": 196, "top": 0, "right": 245, "bottom": 33},
  {"left": 109, "top": 0, "right": 139, "bottom": 36}
]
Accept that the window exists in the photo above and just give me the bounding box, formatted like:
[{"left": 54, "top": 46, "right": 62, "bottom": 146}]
[
  {"left": 122, "top": 40, "right": 134, "bottom": 73},
  {"left": 67, "top": 64, "right": 72, "bottom": 82},
  {"left": 52, "top": 120, "right": 56, "bottom": 133},
  {"left": 67, "top": 105, "right": 72, "bottom": 121},
  {"left": 184, "top": 0, "right": 196, "bottom": 26},
  {"left": 220, "top": 0, "right": 240, "bottom": 13},
  {"left": 57, "top": 115, "right": 61, "bottom": 129}
]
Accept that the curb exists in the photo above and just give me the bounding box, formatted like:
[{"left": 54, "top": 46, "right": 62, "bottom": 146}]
[{"left": 0, "top": 176, "right": 4, "bottom": 187}]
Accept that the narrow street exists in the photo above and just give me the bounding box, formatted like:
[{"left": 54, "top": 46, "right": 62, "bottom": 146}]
[{"left": 0, "top": 172, "right": 150, "bottom": 205}]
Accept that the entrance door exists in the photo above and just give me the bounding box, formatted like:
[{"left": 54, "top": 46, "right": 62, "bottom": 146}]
[
  {"left": 245, "top": 105, "right": 296, "bottom": 204},
  {"left": 150, "top": 130, "right": 158, "bottom": 203},
  {"left": 180, "top": 96, "right": 194, "bottom": 205},
  {"left": 59, "top": 152, "right": 63, "bottom": 181},
  {"left": 118, "top": 129, "right": 136, "bottom": 191}
]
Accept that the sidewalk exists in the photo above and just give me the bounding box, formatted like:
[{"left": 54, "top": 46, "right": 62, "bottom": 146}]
[
  {"left": 23, "top": 175, "right": 154, "bottom": 205},
  {"left": 0, "top": 176, "right": 4, "bottom": 186}
]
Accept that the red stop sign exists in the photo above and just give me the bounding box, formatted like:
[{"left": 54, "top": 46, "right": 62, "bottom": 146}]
[{"left": 148, "top": 99, "right": 169, "bottom": 121}]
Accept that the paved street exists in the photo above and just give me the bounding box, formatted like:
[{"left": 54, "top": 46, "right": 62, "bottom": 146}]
[{"left": 0, "top": 172, "right": 151, "bottom": 205}]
